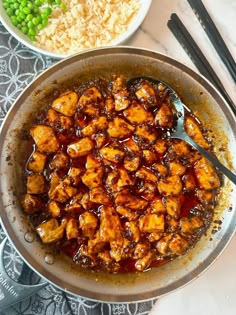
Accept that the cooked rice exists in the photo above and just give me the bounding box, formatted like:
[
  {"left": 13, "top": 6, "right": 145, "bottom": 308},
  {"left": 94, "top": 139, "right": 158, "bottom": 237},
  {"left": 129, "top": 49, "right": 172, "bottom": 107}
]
[{"left": 36, "top": 0, "right": 141, "bottom": 55}]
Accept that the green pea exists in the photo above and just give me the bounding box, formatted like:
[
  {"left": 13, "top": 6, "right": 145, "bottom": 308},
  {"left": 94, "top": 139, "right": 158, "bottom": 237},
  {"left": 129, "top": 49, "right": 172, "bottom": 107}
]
[
  {"left": 35, "top": 0, "right": 42, "bottom": 7},
  {"left": 27, "top": 21, "right": 34, "bottom": 29},
  {"left": 32, "top": 17, "right": 40, "bottom": 25},
  {"left": 21, "top": 26, "right": 28, "bottom": 34},
  {"left": 6, "top": 7, "right": 14, "bottom": 16},
  {"left": 28, "top": 28, "right": 36, "bottom": 36},
  {"left": 44, "top": 7, "right": 52, "bottom": 16},
  {"left": 26, "top": 14, "right": 33, "bottom": 21},
  {"left": 23, "top": 7, "right": 31, "bottom": 15},
  {"left": 10, "top": 16, "right": 18, "bottom": 26},
  {"left": 3, "top": 2, "right": 10, "bottom": 9},
  {"left": 37, "top": 23, "right": 44, "bottom": 30}
]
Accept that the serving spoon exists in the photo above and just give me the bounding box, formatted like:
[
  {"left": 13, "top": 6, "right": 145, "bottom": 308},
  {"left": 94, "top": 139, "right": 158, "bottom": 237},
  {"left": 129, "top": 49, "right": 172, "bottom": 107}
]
[{"left": 127, "top": 76, "right": 236, "bottom": 185}]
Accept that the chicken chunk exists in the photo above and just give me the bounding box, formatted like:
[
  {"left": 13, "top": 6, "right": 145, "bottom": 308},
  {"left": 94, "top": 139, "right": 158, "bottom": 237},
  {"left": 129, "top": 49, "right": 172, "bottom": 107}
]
[
  {"left": 78, "top": 87, "right": 102, "bottom": 106},
  {"left": 183, "top": 174, "right": 196, "bottom": 191},
  {"left": 135, "top": 84, "right": 156, "bottom": 105},
  {"left": 123, "top": 138, "right": 141, "bottom": 154},
  {"left": 150, "top": 198, "right": 166, "bottom": 213},
  {"left": 99, "top": 206, "right": 123, "bottom": 244},
  {"left": 88, "top": 232, "right": 106, "bottom": 254},
  {"left": 124, "top": 155, "right": 140, "bottom": 172},
  {"left": 136, "top": 167, "right": 158, "bottom": 182},
  {"left": 135, "top": 252, "right": 153, "bottom": 271},
  {"left": 30, "top": 125, "right": 59, "bottom": 153},
  {"left": 49, "top": 180, "right": 77, "bottom": 203},
  {"left": 123, "top": 103, "right": 154, "bottom": 124},
  {"left": 67, "top": 137, "right": 94, "bottom": 158},
  {"left": 67, "top": 167, "right": 84, "bottom": 186},
  {"left": 153, "top": 139, "right": 168, "bottom": 154},
  {"left": 196, "top": 189, "right": 215, "bottom": 204},
  {"left": 165, "top": 196, "right": 182, "bottom": 217},
  {"left": 92, "top": 133, "right": 107, "bottom": 149},
  {"left": 21, "top": 194, "right": 43, "bottom": 214},
  {"left": 105, "top": 96, "right": 115, "bottom": 113},
  {"left": 48, "top": 201, "right": 61, "bottom": 217},
  {"left": 117, "top": 168, "right": 134, "bottom": 190},
  {"left": 79, "top": 192, "right": 94, "bottom": 210},
  {"left": 169, "top": 161, "right": 186, "bottom": 176},
  {"left": 180, "top": 216, "right": 203, "bottom": 234},
  {"left": 115, "top": 190, "right": 148, "bottom": 210},
  {"left": 81, "top": 116, "right": 108, "bottom": 137},
  {"left": 135, "top": 125, "right": 157, "bottom": 143},
  {"left": 81, "top": 167, "right": 103, "bottom": 188},
  {"left": 152, "top": 163, "right": 168, "bottom": 177},
  {"left": 52, "top": 91, "right": 78, "bottom": 116},
  {"left": 158, "top": 175, "right": 182, "bottom": 196},
  {"left": 100, "top": 145, "right": 125, "bottom": 163},
  {"left": 133, "top": 243, "right": 149, "bottom": 259},
  {"left": 89, "top": 186, "right": 111, "bottom": 205},
  {"left": 27, "top": 151, "right": 47, "bottom": 173},
  {"left": 79, "top": 211, "right": 98, "bottom": 239},
  {"left": 139, "top": 214, "right": 165, "bottom": 233},
  {"left": 155, "top": 104, "right": 174, "bottom": 128},
  {"left": 112, "top": 75, "right": 130, "bottom": 111},
  {"left": 194, "top": 157, "right": 220, "bottom": 190},
  {"left": 185, "top": 116, "right": 209, "bottom": 149},
  {"left": 98, "top": 250, "right": 113, "bottom": 263},
  {"left": 50, "top": 151, "right": 69, "bottom": 170},
  {"left": 172, "top": 140, "right": 190, "bottom": 156},
  {"left": 142, "top": 150, "right": 157, "bottom": 165},
  {"left": 116, "top": 206, "right": 139, "bottom": 221},
  {"left": 168, "top": 234, "right": 189, "bottom": 255},
  {"left": 125, "top": 221, "right": 140, "bottom": 242},
  {"left": 107, "top": 117, "right": 134, "bottom": 139},
  {"left": 27, "top": 174, "right": 46, "bottom": 194},
  {"left": 36, "top": 218, "right": 67, "bottom": 243},
  {"left": 137, "top": 181, "right": 157, "bottom": 200},
  {"left": 66, "top": 218, "right": 79, "bottom": 240}
]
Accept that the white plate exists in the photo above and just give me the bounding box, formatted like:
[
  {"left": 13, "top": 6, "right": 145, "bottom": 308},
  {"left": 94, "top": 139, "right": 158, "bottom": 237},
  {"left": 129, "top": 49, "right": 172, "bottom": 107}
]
[{"left": 0, "top": 0, "right": 152, "bottom": 59}]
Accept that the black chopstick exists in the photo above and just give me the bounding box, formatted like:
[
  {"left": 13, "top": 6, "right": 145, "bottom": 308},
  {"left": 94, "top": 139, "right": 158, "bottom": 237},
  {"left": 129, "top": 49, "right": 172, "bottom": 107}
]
[
  {"left": 167, "top": 14, "right": 236, "bottom": 115},
  {"left": 187, "top": 0, "right": 236, "bottom": 83}
]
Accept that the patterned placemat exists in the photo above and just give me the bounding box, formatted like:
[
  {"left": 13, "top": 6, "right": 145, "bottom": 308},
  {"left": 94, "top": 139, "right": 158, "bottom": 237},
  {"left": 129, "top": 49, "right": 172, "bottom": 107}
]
[{"left": 0, "top": 23, "right": 156, "bottom": 315}]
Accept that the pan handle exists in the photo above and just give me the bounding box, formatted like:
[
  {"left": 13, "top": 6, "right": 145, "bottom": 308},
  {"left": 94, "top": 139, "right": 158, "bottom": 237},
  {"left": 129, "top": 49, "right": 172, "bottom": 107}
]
[{"left": 0, "top": 238, "right": 47, "bottom": 311}]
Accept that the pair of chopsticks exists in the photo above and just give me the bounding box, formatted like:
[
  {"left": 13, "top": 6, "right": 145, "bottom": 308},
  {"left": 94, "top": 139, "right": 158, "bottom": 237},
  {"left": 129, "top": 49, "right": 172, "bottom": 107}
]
[{"left": 167, "top": 1, "right": 236, "bottom": 115}]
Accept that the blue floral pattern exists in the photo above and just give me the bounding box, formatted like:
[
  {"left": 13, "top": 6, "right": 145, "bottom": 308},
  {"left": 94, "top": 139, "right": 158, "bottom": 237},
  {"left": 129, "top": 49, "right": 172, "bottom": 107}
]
[{"left": 0, "top": 22, "right": 156, "bottom": 315}]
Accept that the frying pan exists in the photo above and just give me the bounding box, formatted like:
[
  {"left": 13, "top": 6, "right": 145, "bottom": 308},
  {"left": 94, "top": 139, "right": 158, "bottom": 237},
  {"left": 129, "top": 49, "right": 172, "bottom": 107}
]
[{"left": 0, "top": 47, "right": 236, "bottom": 304}]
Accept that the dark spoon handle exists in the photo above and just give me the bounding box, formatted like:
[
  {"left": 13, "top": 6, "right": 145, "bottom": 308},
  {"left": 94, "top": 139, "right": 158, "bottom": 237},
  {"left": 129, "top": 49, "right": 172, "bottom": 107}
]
[{"left": 177, "top": 132, "right": 236, "bottom": 185}]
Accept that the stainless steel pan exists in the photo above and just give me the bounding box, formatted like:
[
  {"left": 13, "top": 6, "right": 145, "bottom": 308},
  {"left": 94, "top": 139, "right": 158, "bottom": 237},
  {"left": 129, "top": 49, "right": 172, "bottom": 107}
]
[{"left": 0, "top": 47, "right": 236, "bottom": 304}]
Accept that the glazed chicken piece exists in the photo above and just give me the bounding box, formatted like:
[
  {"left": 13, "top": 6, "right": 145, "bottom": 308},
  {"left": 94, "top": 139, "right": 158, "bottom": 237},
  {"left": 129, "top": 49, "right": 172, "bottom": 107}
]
[
  {"left": 196, "top": 189, "right": 215, "bottom": 204},
  {"left": 123, "top": 138, "right": 141, "bottom": 154},
  {"left": 153, "top": 139, "right": 168, "bottom": 154},
  {"left": 27, "top": 174, "right": 46, "bottom": 194},
  {"left": 89, "top": 186, "right": 111, "bottom": 205},
  {"left": 139, "top": 214, "right": 165, "bottom": 233},
  {"left": 66, "top": 218, "right": 79, "bottom": 240},
  {"left": 125, "top": 221, "right": 140, "bottom": 242},
  {"left": 157, "top": 233, "right": 189, "bottom": 255},
  {"left": 115, "top": 190, "right": 148, "bottom": 210},
  {"left": 142, "top": 150, "right": 157, "bottom": 165},
  {"left": 152, "top": 163, "right": 168, "bottom": 177},
  {"left": 194, "top": 157, "right": 220, "bottom": 190},
  {"left": 183, "top": 174, "right": 196, "bottom": 191},
  {"left": 165, "top": 196, "right": 182, "bottom": 218},
  {"left": 48, "top": 171, "right": 60, "bottom": 196},
  {"left": 185, "top": 116, "right": 209, "bottom": 149},
  {"left": 49, "top": 180, "right": 77, "bottom": 203},
  {"left": 158, "top": 175, "right": 183, "bottom": 196},
  {"left": 150, "top": 197, "right": 166, "bottom": 213},
  {"left": 36, "top": 218, "right": 67, "bottom": 243},
  {"left": 85, "top": 154, "right": 100, "bottom": 169},
  {"left": 136, "top": 167, "right": 158, "bottom": 182},
  {"left": 112, "top": 75, "right": 130, "bottom": 111},
  {"left": 78, "top": 87, "right": 102, "bottom": 106},
  {"left": 48, "top": 201, "right": 61, "bottom": 218},
  {"left": 135, "top": 125, "right": 157, "bottom": 143},
  {"left": 52, "top": 91, "right": 78, "bottom": 117},
  {"left": 169, "top": 161, "right": 186, "bottom": 176},
  {"left": 65, "top": 192, "right": 83, "bottom": 213},
  {"left": 98, "top": 250, "right": 113, "bottom": 263},
  {"left": 107, "top": 117, "right": 134, "bottom": 139},
  {"left": 21, "top": 194, "right": 43, "bottom": 214},
  {"left": 117, "top": 167, "right": 134, "bottom": 190},
  {"left": 172, "top": 140, "right": 190, "bottom": 156},
  {"left": 105, "top": 96, "right": 115, "bottom": 113},
  {"left": 100, "top": 145, "right": 125, "bottom": 163},
  {"left": 155, "top": 104, "right": 174, "bottom": 128},
  {"left": 81, "top": 116, "right": 108, "bottom": 137},
  {"left": 135, "top": 252, "right": 153, "bottom": 271},
  {"left": 67, "top": 167, "right": 84, "bottom": 186},
  {"left": 99, "top": 206, "right": 123, "bottom": 241},
  {"left": 180, "top": 216, "right": 203, "bottom": 234},
  {"left": 27, "top": 151, "right": 47, "bottom": 173},
  {"left": 88, "top": 232, "right": 106, "bottom": 254},
  {"left": 137, "top": 181, "right": 157, "bottom": 200},
  {"left": 123, "top": 103, "right": 154, "bottom": 124},
  {"left": 92, "top": 133, "right": 107, "bottom": 149},
  {"left": 79, "top": 192, "right": 94, "bottom": 210},
  {"left": 46, "top": 108, "right": 73, "bottom": 130},
  {"left": 124, "top": 155, "right": 140, "bottom": 172},
  {"left": 133, "top": 243, "right": 149, "bottom": 260},
  {"left": 79, "top": 211, "right": 98, "bottom": 239},
  {"left": 67, "top": 137, "right": 94, "bottom": 158},
  {"left": 81, "top": 166, "right": 103, "bottom": 189},
  {"left": 30, "top": 125, "right": 59, "bottom": 153},
  {"left": 135, "top": 83, "right": 157, "bottom": 105},
  {"left": 116, "top": 206, "right": 139, "bottom": 221},
  {"left": 50, "top": 151, "right": 69, "bottom": 170}
]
